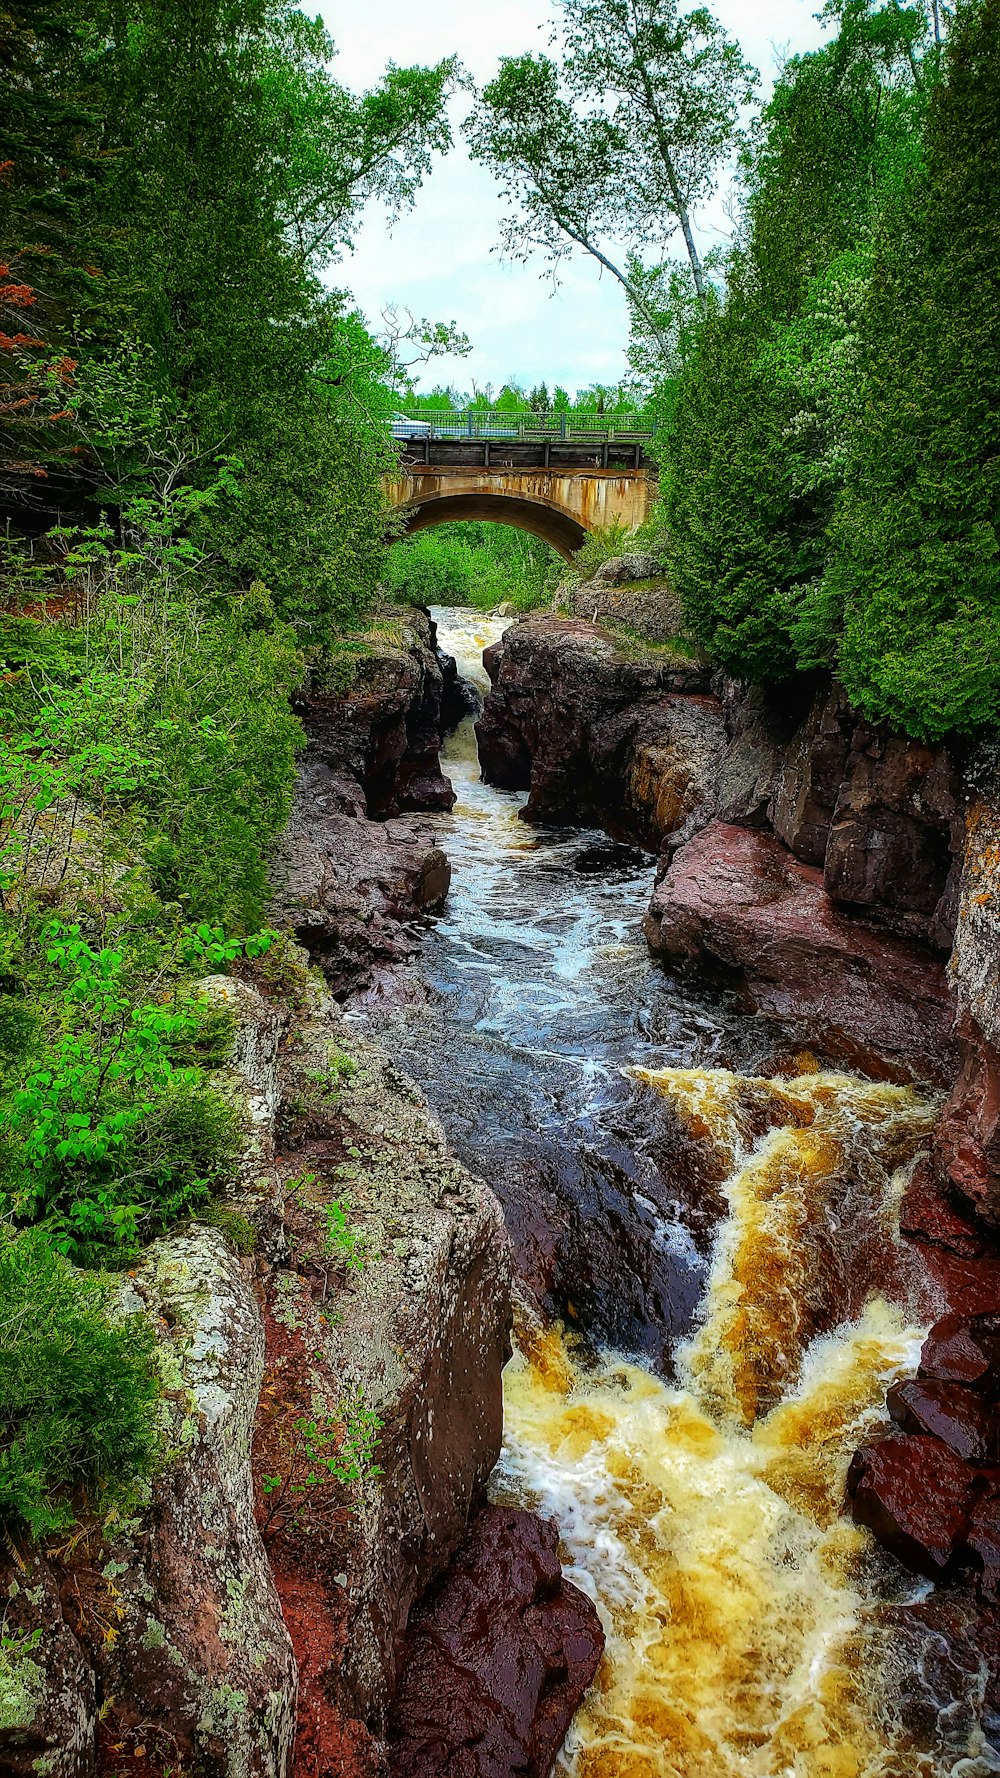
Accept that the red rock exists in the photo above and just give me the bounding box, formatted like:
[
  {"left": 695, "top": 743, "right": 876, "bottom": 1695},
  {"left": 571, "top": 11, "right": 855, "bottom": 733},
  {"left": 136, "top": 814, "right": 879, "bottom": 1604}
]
[
  {"left": 823, "top": 719, "right": 963, "bottom": 948},
  {"left": 900, "top": 1157, "right": 986, "bottom": 1257},
  {"left": 887, "top": 1379, "right": 1000, "bottom": 1464},
  {"left": 919, "top": 1313, "right": 1000, "bottom": 1391},
  {"left": 935, "top": 1020, "right": 1000, "bottom": 1226},
  {"left": 645, "top": 821, "right": 958, "bottom": 1084},
  {"left": 848, "top": 1434, "right": 977, "bottom": 1578},
  {"left": 477, "top": 616, "right": 718, "bottom": 846},
  {"left": 966, "top": 1491, "right": 1000, "bottom": 1602},
  {"left": 388, "top": 1506, "right": 604, "bottom": 1778}
]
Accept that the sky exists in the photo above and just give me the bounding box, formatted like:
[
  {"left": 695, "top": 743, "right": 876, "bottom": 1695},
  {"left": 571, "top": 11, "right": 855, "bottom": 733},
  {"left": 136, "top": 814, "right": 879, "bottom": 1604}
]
[{"left": 318, "top": 0, "right": 829, "bottom": 401}]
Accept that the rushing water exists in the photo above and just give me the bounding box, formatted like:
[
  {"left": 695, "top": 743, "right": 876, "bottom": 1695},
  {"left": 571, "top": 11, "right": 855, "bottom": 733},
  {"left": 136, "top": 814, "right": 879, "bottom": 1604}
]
[{"left": 361, "top": 608, "right": 999, "bottom": 1778}]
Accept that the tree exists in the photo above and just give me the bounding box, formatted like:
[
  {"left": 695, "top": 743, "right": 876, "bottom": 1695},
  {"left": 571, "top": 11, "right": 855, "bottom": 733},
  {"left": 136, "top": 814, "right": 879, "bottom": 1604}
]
[
  {"left": 664, "top": 0, "right": 932, "bottom": 683},
  {"left": 828, "top": 0, "right": 1000, "bottom": 739},
  {"left": 0, "top": 0, "right": 106, "bottom": 533},
  {"left": 465, "top": 0, "right": 756, "bottom": 353}
]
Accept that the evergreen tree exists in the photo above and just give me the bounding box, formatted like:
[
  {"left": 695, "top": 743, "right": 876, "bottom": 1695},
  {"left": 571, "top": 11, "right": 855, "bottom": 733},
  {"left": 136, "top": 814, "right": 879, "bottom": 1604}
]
[{"left": 830, "top": 0, "right": 1000, "bottom": 739}]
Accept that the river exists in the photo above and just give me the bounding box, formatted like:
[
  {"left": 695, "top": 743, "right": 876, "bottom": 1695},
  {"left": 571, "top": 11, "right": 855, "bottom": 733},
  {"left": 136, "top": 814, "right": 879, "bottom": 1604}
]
[{"left": 363, "top": 608, "right": 999, "bottom": 1778}]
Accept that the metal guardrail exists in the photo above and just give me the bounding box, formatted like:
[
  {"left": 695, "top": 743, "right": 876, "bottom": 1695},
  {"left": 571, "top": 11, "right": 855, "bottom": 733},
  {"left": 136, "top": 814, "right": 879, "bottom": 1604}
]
[
  {"left": 396, "top": 409, "right": 657, "bottom": 442},
  {"left": 397, "top": 435, "right": 654, "bottom": 472}
]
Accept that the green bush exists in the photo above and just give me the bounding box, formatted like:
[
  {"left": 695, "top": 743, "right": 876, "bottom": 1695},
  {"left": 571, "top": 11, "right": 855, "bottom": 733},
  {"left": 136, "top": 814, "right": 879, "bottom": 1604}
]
[
  {"left": 383, "top": 522, "right": 557, "bottom": 612},
  {"left": 0, "top": 1228, "right": 159, "bottom": 1538},
  {"left": 0, "top": 924, "right": 243, "bottom": 1264}
]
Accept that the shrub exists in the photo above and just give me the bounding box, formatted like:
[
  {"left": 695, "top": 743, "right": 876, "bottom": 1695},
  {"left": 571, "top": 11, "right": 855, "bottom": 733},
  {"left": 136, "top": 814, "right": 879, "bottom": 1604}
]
[
  {"left": 0, "top": 1228, "right": 159, "bottom": 1538},
  {"left": 0, "top": 923, "right": 243, "bottom": 1264}
]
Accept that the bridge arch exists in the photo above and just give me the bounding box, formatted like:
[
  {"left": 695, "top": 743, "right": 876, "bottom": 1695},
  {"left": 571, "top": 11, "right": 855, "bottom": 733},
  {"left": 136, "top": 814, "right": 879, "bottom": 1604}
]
[
  {"left": 394, "top": 489, "right": 586, "bottom": 559},
  {"left": 385, "top": 451, "right": 655, "bottom": 563}
]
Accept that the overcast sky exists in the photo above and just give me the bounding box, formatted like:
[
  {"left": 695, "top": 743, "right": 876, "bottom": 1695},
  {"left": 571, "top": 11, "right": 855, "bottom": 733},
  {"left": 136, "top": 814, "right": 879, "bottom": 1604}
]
[{"left": 317, "top": 0, "right": 828, "bottom": 399}]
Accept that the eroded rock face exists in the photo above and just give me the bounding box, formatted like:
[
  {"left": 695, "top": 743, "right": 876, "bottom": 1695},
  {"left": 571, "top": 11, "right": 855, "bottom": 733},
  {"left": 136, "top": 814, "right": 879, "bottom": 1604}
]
[
  {"left": 388, "top": 1507, "right": 604, "bottom": 1778},
  {"left": 476, "top": 617, "right": 718, "bottom": 846},
  {"left": 97, "top": 1228, "right": 298, "bottom": 1778},
  {"left": 299, "top": 609, "right": 455, "bottom": 818},
  {"left": 264, "top": 988, "right": 514, "bottom": 1748},
  {"left": 0, "top": 1551, "right": 95, "bottom": 1778},
  {"left": 644, "top": 820, "right": 958, "bottom": 1083},
  {"left": 269, "top": 764, "right": 450, "bottom": 1001},
  {"left": 271, "top": 612, "right": 454, "bottom": 1002},
  {"left": 703, "top": 679, "right": 964, "bottom": 947}
]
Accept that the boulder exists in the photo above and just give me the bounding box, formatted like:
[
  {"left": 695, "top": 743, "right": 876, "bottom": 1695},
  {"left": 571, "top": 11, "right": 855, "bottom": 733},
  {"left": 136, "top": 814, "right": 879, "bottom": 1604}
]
[
  {"left": 899, "top": 1158, "right": 986, "bottom": 1257},
  {"left": 848, "top": 1434, "right": 977, "bottom": 1579},
  {"left": 388, "top": 1507, "right": 604, "bottom": 1778},
  {"left": 476, "top": 617, "right": 719, "bottom": 847},
  {"left": 644, "top": 821, "right": 958, "bottom": 1084},
  {"left": 887, "top": 1379, "right": 1000, "bottom": 1464},
  {"left": 919, "top": 1314, "right": 1000, "bottom": 1392},
  {"left": 591, "top": 552, "right": 664, "bottom": 584},
  {"left": 566, "top": 568, "right": 684, "bottom": 645}
]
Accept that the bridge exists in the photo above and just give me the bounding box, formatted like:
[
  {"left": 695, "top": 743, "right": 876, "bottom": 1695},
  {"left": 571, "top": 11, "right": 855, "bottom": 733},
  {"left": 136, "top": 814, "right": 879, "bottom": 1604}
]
[{"left": 384, "top": 417, "right": 658, "bottom": 559}]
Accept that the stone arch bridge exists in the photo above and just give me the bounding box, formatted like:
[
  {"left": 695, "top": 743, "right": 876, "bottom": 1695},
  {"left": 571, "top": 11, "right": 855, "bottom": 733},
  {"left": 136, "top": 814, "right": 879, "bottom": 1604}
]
[{"left": 385, "top": 434, "right": 657, "bottom": 560}]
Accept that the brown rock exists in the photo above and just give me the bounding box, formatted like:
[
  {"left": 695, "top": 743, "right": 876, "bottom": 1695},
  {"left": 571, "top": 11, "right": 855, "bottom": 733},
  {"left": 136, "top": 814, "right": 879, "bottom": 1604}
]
[
  {"left": 644, "top": 821, "right": 958, "bottom": 1084},
  {"left": 951, "top": 778, "right": 1000, "bottom": 1054},
  {"left": 567, "top": 566, "right": 684, "bottom": 644},
  {"left": 919, "top": 1313, "right": 1000, "bottom": 1391},
  {"left": 388, "top": 1506, "right": 604, "bottom": 1778},
  {"left": 476, "top": 616, "right": 720, "bottom": 847},
  {"left": 848, "top": 1434, "right": 977, "bottom": 1578},
  {"left": 887, "top": 1379, "right": 1000, "bottom": 1464},
  {"left": 300, "top": 608, "right": 455, "bottom": 818},
  {"left": 966, "top": 1491, "right": 1000, "bottom": 1601},
  {"left": 900, "top": 1157, "right": 986, "bottom": 1257},
  {"left": 769, "top": 683, "right": 854, "bottom": 867},
  {"left": 823, "top": 720, "right": 964, "bottom": 947},
  {"left": 935, "top": 1020, "right": 1000, "bottom": 1226}
]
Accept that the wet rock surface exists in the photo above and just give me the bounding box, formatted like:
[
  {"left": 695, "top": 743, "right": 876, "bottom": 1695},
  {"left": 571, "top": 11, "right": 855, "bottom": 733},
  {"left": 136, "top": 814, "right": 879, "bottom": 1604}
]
[
  {"left": 271, "top": 610, "right": 455, "bottom": 1001},
  {"left": 848, "top": 1433, "right": 978, "bottom": 1579},
  {"left": 644, "top": 819, "right": 958, "bottom": 1083},
  {"left": 387, "top": 1506, "right": 604, "bottom": 1778}
]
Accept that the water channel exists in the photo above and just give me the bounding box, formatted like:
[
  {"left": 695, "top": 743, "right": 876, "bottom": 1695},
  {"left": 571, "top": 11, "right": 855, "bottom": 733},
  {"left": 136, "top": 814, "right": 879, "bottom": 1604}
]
[{"left": 363, "top": 608, "right": 999, "bottom": 1778}]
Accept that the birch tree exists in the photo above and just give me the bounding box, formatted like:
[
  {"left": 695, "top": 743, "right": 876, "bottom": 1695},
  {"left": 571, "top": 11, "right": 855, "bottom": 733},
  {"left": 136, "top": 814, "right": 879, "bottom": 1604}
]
[{"left": 465, "top": 0, "right": 756, "bottom": 341}]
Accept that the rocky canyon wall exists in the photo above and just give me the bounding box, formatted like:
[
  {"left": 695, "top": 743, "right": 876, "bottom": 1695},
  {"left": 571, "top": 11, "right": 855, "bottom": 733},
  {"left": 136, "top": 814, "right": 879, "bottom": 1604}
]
[{"left": 477, "top": 594, "right": 1000, "bottom": 1659}]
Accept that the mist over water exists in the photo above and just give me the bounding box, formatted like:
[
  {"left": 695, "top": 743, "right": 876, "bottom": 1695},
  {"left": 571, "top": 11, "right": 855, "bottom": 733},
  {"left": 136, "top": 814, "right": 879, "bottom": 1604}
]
[{"left": 361, "top": 608, "right": 999, "bottom": 1776}]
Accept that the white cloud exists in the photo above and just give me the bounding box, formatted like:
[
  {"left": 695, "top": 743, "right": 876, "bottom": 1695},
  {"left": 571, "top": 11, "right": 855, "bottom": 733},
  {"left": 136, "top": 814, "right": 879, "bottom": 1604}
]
[{"left": 317, "top": 0, "right": 827, "bottom": 396}]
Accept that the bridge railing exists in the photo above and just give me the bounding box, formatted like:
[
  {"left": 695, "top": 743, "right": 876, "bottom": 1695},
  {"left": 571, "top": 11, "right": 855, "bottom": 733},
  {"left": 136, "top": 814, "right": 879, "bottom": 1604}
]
[{"left": 396, "top": 409, "right": 657, "bottom": 442}]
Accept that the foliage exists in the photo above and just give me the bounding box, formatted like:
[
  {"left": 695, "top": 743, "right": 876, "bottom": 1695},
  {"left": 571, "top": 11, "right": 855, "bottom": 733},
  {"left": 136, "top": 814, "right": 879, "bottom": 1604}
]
[
  {"left": 323, "top": 1199, "right": 367, "bottom": 1274},
  {"left": 258, "top": 1385, "right": 383, "bottom": 1538},
  {"left": 827, "top": 0, "right": 1000, "bottom": 739},
  {"left": 384, "top": 522, "right": 559, "bottom": 612},
  {"left": 560, "top": 521, "right": 661, "bottom": 584},
  {"left": 0, "top": 923, "right": 245, "bottom": 1263},
  {"left": 466, "top": 0, "right": 756, "bottom": 355},
  {"left": 659, "top": 0, "right": 989, "bottom": 719},
  {"left": 0, "top": 1226, "right": 159, "bottom": 1537}
]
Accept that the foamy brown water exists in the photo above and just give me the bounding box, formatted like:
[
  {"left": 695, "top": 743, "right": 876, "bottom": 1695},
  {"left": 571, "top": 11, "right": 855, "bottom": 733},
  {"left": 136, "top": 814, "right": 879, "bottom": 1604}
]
[
  {"left": 366, "top": 612, "right": 999, "bottom": 1775},
  {"left": 494, "top": 1070, "right": 997, "bottom": 1776}
]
